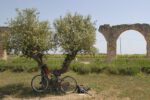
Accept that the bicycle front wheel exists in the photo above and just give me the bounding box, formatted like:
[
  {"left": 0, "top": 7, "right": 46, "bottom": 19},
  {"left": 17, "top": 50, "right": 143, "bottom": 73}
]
[
  {"left": 60, "top": 76, "right": 77, "bottom": 93},
  {"left": 31, "top": 75, "right": 49, "bottom": 93}
]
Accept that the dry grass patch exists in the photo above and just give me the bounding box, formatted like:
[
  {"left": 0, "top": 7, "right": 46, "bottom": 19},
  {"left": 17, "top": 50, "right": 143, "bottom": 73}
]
[{"left": 0, "top": 71, "right": 150, "bottom": 100}]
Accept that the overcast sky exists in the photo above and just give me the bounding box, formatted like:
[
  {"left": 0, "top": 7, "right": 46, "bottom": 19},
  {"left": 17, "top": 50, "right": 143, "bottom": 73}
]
[{"left": 0, "top": 0, "right": 149, "bottom": 54}]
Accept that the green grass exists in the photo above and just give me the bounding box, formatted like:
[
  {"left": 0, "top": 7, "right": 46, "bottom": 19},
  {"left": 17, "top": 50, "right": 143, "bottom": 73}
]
[
  {"left": 0, "top": 71, "right": 150, "bottom": 99},
  {"left": 0, "top": 55, "right": 150, "bottom": 75}
]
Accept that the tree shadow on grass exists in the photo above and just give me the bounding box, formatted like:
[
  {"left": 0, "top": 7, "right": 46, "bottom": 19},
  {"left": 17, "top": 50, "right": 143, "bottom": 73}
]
[{"left": 0, "top": 83, "right": 64, "bottom": 99}]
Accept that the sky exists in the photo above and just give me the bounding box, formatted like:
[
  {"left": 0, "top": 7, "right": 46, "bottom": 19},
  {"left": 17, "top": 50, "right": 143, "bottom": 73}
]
[{"left": 0, "top": 0, "right": 150, "bottom": 54}]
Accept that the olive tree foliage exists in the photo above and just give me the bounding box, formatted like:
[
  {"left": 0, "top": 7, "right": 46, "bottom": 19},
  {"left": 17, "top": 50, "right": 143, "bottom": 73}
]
[
  {"left": 7, "top": 8, "right": 54, "bottom": 66},
  {"left": 54, "top": 13, "right": 96, "bottom": 73}
]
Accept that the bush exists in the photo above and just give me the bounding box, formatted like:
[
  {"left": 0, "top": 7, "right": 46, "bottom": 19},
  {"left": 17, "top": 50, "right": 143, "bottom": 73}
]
[
  {"left": 70, "top": 61, "right": 91, "bottom": 74},
  {"left": 109, "top": 58, "right": 141, "bottom": 75},
  {"left": 26, "top": 67, "right": 40, "bottom": 73},
  {"left": 141, "top": 67, "right": 150, "bottom": 74},
  {"left": 0, "top": 60, "right": 7, "bottom": 72},
  {"left": 88, "top": 60, "right": 107, "bottom": 73},
  {"left": 70, "top": 61, "right": 85, "bottom": 72},
  {"left": 90, "top": 63, "right": 101, "bottom": 73},
  {"left": 12, "top": 66, "right": 25, "bottom": 72},
  {"left": 70, "top": 60, "right": 108, "bottom": 74}
]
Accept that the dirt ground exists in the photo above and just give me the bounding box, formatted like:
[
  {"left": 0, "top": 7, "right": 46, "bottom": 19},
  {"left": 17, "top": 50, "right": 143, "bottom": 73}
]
[{"left": 2, "top": 91, "right": 131, "bottom": 100}]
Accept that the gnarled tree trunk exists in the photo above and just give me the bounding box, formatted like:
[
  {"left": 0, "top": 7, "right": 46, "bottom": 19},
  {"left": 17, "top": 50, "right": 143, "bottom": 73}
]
[
  {"left": 33, "top": 53, "right": 44, "bottom": 75},
  {"left": 58, "top": 51, "right": 78, "bottom": 74}
]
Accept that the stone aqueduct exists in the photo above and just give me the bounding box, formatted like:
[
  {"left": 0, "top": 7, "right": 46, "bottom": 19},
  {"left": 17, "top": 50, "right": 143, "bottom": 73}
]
[
  {"left": 99, "top": 23, "right": 150, "bottom": 60},
  {"left": 1, "top": 23, "right": 150, "bottom": 60},
  {"left": 0, "top": 27, "right": 9, "bottom": 60}
]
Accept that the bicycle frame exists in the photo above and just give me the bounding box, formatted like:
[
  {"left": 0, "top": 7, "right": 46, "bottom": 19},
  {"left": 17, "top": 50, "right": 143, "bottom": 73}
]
[{"left": 41, "top": 65, "right": 62, "bottom": 87}]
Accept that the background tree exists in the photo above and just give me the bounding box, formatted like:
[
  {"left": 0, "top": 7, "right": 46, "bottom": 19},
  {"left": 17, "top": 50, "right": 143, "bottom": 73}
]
[
  {"left": 7, "top": 8, "right": 54, "bottom": 66},
  {"left": 54, "top": 12, "right": 96, "bottom": 74}
]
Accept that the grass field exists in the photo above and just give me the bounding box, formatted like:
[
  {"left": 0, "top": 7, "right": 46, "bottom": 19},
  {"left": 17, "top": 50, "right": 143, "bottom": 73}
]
[
  {"left": 0, "top": 55, "right": 150, "bottom": 99},
  {"left": 0, "top": 71, "right": 150, "bottom": 100}
]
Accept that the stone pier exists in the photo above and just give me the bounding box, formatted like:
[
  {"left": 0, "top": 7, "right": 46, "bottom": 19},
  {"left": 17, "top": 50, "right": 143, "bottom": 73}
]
[{"left": 0, "top": 27, "right": 9, "bottom": 61}]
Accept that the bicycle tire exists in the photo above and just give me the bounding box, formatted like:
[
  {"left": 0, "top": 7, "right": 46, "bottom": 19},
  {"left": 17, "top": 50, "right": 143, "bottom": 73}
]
[
  {"left": 31, "top": 75, "right": 49, "bottom": 93},
  {"left": 60, "top": 76, "right": 77, "bottom": 93}
]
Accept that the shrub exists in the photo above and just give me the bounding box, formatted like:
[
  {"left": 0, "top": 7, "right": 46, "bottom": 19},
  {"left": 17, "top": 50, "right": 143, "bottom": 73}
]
[
  {"left": 110, "top": 58, "right": 141, "bottom": 75},
  {"left": 0, "top": 60, "right": 7, "bottom": 72},
  {"left": 26, "top": 67, "right": 40, "bottom": 73},
  {"left": 88, "top": 60, "right": 107, "bottom": 73},
  {"left": 89, "top": 63, "right": 101, "bottom": 73},
  {"left": 70, "top": 61, "right": 91, "bottom": 74},
  {"left": 12, "top": 66, "right": 25, "bottom": 72},
  {"left": 106, "top": 65, "right": 119, "bottom": 75},
  {"left": 70, "top": 61, "right": 84, "bottom": 72}
]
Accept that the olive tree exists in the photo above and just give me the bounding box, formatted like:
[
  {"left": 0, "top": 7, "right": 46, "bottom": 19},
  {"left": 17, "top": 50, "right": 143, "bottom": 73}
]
[
  {"left": 54, "top": 12, "right": 96, "bottom": 74},
  {"left": 7, "top": 8, "right": 54, "bottom": 66}
]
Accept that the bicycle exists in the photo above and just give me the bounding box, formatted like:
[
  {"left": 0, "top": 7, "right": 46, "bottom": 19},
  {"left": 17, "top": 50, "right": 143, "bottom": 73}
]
[{"left": 31, "top": 64, "right": 77, "bottom": 93}]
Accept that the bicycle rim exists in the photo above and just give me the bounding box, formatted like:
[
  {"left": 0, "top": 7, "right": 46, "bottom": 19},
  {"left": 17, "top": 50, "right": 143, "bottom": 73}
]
[
  {"left": 60, "top": 76, "right": 77, "bottom": 93},
  {"left": 31, "top": 75, "right": 49, "bottom": 93}
]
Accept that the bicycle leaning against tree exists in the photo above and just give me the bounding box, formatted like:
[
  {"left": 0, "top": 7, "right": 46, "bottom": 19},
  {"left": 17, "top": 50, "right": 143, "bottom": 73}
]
[{"left": 31, "top": 64, "right": 77, "bottom": 93}]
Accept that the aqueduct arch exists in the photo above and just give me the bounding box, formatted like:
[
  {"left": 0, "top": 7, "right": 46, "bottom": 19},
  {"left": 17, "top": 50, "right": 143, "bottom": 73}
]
[{"left": 99, "top": 23, "right": 150, "bottom": 60}]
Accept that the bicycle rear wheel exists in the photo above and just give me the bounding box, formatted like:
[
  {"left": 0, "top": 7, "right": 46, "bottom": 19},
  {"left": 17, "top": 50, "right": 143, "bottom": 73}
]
[
  {"left": 60, "top": 76, "right": 77, "bottom": 93},
  {"left": 31, "top": 75, "right": 49, "bottom": 93}
]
